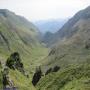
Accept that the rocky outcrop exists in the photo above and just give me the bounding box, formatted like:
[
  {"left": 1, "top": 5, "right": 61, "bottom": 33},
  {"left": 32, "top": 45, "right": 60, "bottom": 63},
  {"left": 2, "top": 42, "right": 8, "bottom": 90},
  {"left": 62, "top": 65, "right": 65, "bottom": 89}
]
[
  {"left": 2, "top": 67, "right": 14, "bottom": 88},
  {"left": 32, "top": 67, "right": 42, "bottom": 86},
  {"left": 45, "top": 66, "right": 60, "bottom": 75},
  {"left": 6, "top": 52, "right": 25, "bottom": 74}
]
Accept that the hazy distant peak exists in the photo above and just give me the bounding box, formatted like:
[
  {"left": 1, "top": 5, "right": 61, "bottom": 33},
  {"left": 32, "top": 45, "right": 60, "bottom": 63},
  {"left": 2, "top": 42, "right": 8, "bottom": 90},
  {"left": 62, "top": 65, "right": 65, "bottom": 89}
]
[{"left": 35, "top": 19, "right": 68, "bottom": 33}]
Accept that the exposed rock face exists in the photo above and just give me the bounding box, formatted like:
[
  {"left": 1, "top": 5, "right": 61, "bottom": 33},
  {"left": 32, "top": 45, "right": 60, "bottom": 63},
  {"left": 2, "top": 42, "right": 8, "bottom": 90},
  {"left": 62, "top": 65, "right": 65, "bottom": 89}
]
[
  {"left": 32, "top": 66, "right": 60, "bottom": 86},
  {"left": 52, "top": 66, "right": 60, "bottom": 72},
  {"left": 32, "top": 67, "right": 42, "bottom": 86},
  {"left": 2, "top": 68, "right": 9, "bottom": 88},
  {"left": 45, "top": 68, "right": 52, "bottom": 75},
  {"left": 2, "top": 67, "right": 14, "bottom": 88},
  {"left": 6, "top": 52, "right": 24, "bottom": 74},
  {"left": 45, "top": 66, "right": 60, "bottom": 75}
]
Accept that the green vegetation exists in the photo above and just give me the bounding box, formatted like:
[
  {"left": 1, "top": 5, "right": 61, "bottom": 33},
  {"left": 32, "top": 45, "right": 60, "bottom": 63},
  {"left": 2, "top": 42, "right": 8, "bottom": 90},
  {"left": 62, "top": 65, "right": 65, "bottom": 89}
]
[
  {"left": 0, "top": 9, "right": 48, "bottom": 90},
  {"left": 0, "top": 6, "right": 90, "bottom": 90},
  {"left": 36, "top": 6, "right": 90, "bottom": 90},
  {"left": 37, "top": 64, "right": 90, "bottom": 90},
  {"left": 6, "top": 52, "right": 24, "bottom": 74}
]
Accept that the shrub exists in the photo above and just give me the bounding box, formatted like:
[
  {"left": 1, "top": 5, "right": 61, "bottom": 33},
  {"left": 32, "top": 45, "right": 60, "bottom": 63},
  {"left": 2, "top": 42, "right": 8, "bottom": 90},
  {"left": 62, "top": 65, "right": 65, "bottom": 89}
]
[{"left": 6, "top": 52, "right": 25, "bottom": 74}]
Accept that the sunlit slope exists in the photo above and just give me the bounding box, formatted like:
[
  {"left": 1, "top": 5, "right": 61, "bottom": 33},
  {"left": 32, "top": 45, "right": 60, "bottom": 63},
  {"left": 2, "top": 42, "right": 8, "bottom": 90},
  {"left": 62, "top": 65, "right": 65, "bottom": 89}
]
[
  {"left": 45, "top": 6, "right": 90, "bottom": 47},
  {"left": 37, "top": 64, "right": 90, "bottom": 90},
  {"left": 0, "top": 9, "right": 47, "bottom": 66}
]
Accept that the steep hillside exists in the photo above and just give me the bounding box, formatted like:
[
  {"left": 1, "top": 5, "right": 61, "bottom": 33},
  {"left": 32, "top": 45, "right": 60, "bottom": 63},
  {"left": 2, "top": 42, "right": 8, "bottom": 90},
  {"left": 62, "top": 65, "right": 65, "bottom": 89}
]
[
  {"left": 45, "top": 6, "right": 90, "bottom": 47},
  {"left": 37, "top": 64, "right": 90, "bottom": 90},
  {"left": 42, "top": 6, "right": 90, "bottom": 68},
  {"left": 37, "top": 6, "right": 90, "bottom": 90},
  {"left": 0, "top": 9, "right": 39, "bottom": 56},
  {"left": 35, "top": 19, "right": 67, "bottom": 33},
  {"left": 0, "top": 9, "right": 48, "bottom": 90},
  {"left": 0, "top": 9, "right": 48, "bottom": 66}
]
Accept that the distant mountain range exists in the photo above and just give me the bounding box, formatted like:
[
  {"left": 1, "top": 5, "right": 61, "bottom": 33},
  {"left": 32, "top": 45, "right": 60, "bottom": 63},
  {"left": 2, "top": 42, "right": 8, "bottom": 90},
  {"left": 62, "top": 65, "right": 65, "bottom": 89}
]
[{"left": 34, "top": 19, "right": 68, "bottom": 33}]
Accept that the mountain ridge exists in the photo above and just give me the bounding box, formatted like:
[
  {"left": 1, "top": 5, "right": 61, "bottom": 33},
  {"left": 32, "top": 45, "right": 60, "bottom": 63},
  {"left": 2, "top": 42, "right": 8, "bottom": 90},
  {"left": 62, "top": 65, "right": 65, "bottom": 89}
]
[
  {"left": 44, "top": 6, "right": 90, "bottom": 47},
  {"left": 36, "top": 6, "right": 90, "bottom": 90}
]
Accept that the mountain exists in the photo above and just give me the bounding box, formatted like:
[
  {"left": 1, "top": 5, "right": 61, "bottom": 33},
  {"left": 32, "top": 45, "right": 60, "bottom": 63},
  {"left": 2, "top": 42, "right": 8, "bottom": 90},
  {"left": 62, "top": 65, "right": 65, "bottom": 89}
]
[
  {"left": 34, "top": 19, "right": 67, "bottom": 33},
  {"left": 35, "top": 19, "right": 68, "bottom": 47},
  {"left": 0, "top": 9, "right": 39, "bottom": 55},
  {"left": 0, "top": 9, "right": 48, "bottom": 90},
  {"left": 43, "top": 6, "right": 90, "bottom": 47},
  {"left": 36, "top": 6, "right": 90, "bottom": 90}
]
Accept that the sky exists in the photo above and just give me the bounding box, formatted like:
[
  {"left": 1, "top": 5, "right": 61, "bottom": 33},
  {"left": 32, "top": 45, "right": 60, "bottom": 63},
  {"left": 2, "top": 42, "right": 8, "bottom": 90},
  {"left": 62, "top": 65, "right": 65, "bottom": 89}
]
[{"left": 0, "top": 0, "right": 90, "bottom": 21}]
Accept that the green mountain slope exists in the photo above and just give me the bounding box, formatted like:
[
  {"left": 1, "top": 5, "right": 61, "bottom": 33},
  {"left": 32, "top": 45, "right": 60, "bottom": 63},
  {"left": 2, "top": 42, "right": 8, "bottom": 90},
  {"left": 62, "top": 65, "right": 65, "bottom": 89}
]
[
  {"left": 1, "top": 6, "right": 90, "bottom": 90},
  {"left": 42, "top": 6, "right": 90, "bottom": 69},
  {"left": 36, "top": 6, "right": 90, "bottom": 90},
  {"left": 37, "top": 64, "right": 90, "bottom": 90},
  {"left": 44, "top": 6, "right": 90, "bottom": 47},
  {"left": 0, "top": 9, "right": 48, "bottom": 90}
]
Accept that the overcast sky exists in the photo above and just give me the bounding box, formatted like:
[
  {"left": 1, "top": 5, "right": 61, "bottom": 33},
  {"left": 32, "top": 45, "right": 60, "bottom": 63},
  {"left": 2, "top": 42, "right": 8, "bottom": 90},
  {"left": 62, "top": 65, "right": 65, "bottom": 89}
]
[{"left": 0, "top": 0, "right": 90, "bottom": 21}]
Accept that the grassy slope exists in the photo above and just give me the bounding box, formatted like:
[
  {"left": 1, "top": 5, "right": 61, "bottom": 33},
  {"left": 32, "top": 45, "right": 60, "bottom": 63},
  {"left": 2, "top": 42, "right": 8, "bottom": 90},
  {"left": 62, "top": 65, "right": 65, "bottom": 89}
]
[
  {"left": 36, "top": 7, "right": 90, "bottom": 90},
  {"left": 37, "top": 64, "right": 90, "bottom": 90},
  {"left": 0, "top": 9, "right": 49, "bottom": 90},
  {"left": 5, "top": 46, "right": 48, "bottom": 90}
]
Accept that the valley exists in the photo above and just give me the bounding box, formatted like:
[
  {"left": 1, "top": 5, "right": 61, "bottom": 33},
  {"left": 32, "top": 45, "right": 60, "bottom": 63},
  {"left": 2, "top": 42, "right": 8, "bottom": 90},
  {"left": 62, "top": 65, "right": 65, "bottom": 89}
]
[
  {"left": 0, "top": 6, "right": 90, "bottom": 90},
  {"left": 0, "top": 9, "right": 48, "bottom": 90}
]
